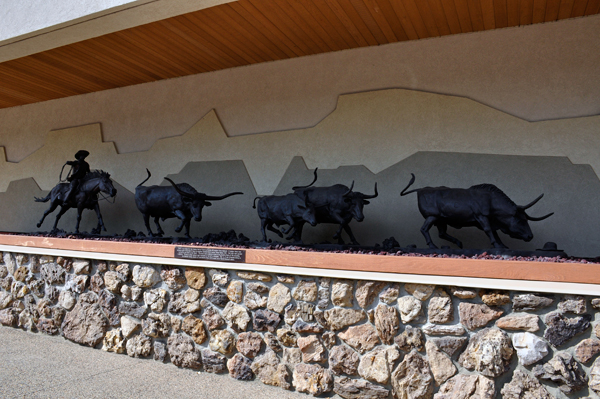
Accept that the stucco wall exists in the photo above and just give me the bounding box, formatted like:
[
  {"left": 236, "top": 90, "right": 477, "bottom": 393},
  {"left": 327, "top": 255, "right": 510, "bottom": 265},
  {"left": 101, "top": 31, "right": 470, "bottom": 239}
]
[{"left": 0, "top": 0, "right": 139, "bottom": 42}]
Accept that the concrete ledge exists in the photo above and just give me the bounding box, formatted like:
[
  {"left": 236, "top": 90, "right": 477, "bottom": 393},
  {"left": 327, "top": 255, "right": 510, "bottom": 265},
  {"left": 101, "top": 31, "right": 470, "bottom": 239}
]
[{"left": 0, "top": 234, "right": 598, "bottom": 295}]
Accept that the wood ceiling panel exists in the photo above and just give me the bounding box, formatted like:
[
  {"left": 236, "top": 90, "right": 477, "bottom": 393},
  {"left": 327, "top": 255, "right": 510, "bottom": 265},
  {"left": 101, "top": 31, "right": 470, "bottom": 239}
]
[
  {"left": 493, "top": 0, "right": 509, "bottom": 28},
  {"left": 481, "top": 0, "right": 497, "bottom": 29},
  {"left": 545, "top": 0, "right": 563, "bottom": 20},
  {"left": 520, "top": 0, "right": 535, "bottom": 24},
  {"left": 1, "top": 0, "right": 598, "bottom": 109},
  {"left": 439, "top": 0, "right": 463, "bottom": 34},
  {"left": 571, "top": 0, "right": 591, "bottom": 16}
]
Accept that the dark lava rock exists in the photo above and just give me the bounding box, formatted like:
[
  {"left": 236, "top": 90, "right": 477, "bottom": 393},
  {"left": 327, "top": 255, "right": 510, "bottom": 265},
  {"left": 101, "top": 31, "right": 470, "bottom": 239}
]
[
  {"left": 227, "top": 353, "right": 254, "bottom": 381},
  {"left": 381, "top": 237, "right": 400, "bottom": 251},
  {"left": 98, "top": 289, "right": 120, "bottom": 327},
  {"left": 118, "top": 301, "right": 148, "bottom": 318},
  {"left": 544, "top": 312, "right": 591, "bottom": 347},
  {"left": 203, "top": 287, "right": 229, "bottom": 308},
  {"left": 202, "top": 349, "right": 227, "bottom": 373},
  {"left": 430, "top": 337, "right": 468, "bottom": 357},
  {"left": 293, "top": 319, "right": 325, "bottom": 334},
  {"left": 153, "top": 341, "right": 168, "bottom": 362},
  {"left": 334, "top": 376, "right": 390, "bottom": 399},
  {"left": 36, "top": 317, "right": 60, "bottom": 335},
  {"left": 61, "top": 292, "right": 109, "bottom": 347},
  {"left": 533, "top": 352, "right": 588, "bottom": 394},
  {"left": 253, "top": 309, "right": 281, "bottom": 332},
  {"left": 168, "top": 333, "right": 202, "bottom": 370}
]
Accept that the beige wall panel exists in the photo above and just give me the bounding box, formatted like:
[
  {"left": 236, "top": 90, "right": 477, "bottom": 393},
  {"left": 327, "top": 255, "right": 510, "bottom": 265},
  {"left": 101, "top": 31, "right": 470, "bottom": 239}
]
[
  {"left": 0, "top": 15, "right": 599, "bottom": 162},
  {"left": 0, "top": 89, "right": 598, "bottom": 196}
]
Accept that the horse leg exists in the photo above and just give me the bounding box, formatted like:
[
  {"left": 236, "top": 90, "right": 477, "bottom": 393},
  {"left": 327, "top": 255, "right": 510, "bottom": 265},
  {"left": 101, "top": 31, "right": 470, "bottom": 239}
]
[
  {"left": 153, "top": 217, "right": 164, "bottom": 236},
  {"left": 52, "top": 206, "right": 70, "bottom": 232},
  {"left": 92, "top": 202, "right": 105, "bottom": 234},
  {"left": 74, "top": 205, "right": 85, "bottom": 234},
  {"left": 37, "top": 200, "right": 59, "bottom": 228}
]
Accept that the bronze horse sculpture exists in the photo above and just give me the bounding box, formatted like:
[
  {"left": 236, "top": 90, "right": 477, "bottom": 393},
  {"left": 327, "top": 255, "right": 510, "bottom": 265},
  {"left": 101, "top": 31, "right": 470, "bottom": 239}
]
[{"left": 34, "top": 170, "right": 117, "bottom": 234}]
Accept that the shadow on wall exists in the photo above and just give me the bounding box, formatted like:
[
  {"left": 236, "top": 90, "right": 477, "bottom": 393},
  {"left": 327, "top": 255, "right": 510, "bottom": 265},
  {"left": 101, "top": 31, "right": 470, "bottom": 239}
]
[
  {"left": 273, "top": 154, "right": 600, "bottom": 258},
  {"left": 2, "top": 153, "right": 600, "bottom": 258}
]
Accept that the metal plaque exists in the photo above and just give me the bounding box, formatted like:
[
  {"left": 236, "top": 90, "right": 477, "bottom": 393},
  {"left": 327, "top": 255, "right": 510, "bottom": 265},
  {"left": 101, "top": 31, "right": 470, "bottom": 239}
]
[{"left": 174, "top": 246, "right": 246, "bottom": 263}]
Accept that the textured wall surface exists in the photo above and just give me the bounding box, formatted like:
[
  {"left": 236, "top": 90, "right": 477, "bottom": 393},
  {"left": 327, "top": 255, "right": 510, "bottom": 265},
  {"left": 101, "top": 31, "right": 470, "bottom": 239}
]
[
  {"left": 1, "top": 89, "right": 599, "bottom": 256},
  {"left": 1, "top": 250, "right": 599, "bottom": 398},
  {"left": 0, "top": 15, "right": 599, "bottom": 161}
]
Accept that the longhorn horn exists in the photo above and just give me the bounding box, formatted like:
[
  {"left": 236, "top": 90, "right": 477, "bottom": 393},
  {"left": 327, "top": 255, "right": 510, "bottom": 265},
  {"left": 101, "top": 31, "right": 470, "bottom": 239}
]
[
  {"left": 526, "top": 212, "right": 554, "bottom": 221},
  {"left": 164, "top": 177, "right": 194, "bottom": 198},
  {"left": 292, "top": 168, "right": 318, "bottom": 190},
  {"left": 519, "top": 193, "right": 544, "bottom": 210},
  {"left": 362, "top": 183, "right": 378, "bottom": 199},
  {"left": 203, "top": 191, "right": 244, "bottom": 201},
  {"left": 342, "top": 181, "right": 355, "bottom": 197}
]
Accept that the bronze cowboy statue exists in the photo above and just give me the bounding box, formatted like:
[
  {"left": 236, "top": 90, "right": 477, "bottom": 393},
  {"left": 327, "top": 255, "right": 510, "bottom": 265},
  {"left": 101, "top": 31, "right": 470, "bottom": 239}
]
[
  {"left": 64, "top": 150, "right": 91, "bottom": 204},
  {"left": 35, "top": 150, "right": 117, "bottom": 234}
]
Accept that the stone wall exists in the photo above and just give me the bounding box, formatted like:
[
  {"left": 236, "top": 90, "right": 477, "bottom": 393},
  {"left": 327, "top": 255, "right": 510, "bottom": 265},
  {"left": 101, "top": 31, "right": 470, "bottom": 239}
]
[{"left": 0, "top": 250, "right": 599, "bottom": 398}]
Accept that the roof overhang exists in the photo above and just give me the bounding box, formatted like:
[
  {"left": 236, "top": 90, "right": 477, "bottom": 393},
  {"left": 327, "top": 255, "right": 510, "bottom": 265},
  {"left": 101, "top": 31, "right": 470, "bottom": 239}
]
[{"left": 1, "top": 0, "right": 598, "bottom": 109}]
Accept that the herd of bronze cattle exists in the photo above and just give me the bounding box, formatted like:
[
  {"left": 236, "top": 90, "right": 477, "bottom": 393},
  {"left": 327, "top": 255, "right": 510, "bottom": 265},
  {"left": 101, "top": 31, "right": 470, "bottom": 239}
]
[{"left": 34, "top": 167, "right": 554, "bottom": 249}]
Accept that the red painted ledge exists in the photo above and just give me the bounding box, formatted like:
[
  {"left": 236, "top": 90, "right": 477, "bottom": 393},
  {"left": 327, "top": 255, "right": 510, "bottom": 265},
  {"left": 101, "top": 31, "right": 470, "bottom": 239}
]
[{"left": 0, "top": 234, "right": 598, "bottom": 285}]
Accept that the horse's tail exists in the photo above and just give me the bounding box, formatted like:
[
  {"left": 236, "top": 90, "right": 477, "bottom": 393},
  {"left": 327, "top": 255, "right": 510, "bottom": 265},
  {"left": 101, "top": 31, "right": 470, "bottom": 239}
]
[
  {"left": 34, "top": 193, "right": 51, "bottom": 203},
  {"left": 137, "top": 169, "right": 151, "bottom": 187}
]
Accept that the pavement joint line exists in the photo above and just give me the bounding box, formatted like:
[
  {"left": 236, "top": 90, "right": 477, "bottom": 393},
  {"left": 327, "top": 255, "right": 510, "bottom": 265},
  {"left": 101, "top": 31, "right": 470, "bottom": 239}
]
[{"left": 10, "top": 363, "right": 139, "bottom": 399}]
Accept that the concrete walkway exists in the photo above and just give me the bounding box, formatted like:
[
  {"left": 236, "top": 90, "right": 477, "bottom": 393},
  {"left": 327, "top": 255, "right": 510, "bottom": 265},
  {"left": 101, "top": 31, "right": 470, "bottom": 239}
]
[{"left": 0, "top": 326, "right": 320, "bottom": 399}]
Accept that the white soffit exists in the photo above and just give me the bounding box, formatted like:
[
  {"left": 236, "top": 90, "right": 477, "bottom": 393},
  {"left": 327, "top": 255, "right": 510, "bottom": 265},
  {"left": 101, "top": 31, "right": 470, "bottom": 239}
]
[{"left": 0, "top": 0, "right": 238, "bottom": 63}]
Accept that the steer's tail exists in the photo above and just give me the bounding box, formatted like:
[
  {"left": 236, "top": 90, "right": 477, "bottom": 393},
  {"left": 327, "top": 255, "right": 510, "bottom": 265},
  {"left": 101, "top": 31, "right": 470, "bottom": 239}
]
[
  {"left": 400, "top": 173, "right": 419, "bottom": 196},
  {"left": 292, "top": 168, "right": 318, "bottom": 190},
  {"left": 34, "top": 193, "right": 51, "bottom": 202},
  {"left": 252, "top": 196, "right": 262, "bottom": 209},
  {"left": 137, "top": 169, "right": 151, "bottom": 187}
]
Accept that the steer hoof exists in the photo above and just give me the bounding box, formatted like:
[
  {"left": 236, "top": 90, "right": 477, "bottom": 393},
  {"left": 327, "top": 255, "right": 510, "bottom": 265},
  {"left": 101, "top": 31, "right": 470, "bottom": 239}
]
[{"left": 36, "top": 222, "right": 42, "bottom": 228}]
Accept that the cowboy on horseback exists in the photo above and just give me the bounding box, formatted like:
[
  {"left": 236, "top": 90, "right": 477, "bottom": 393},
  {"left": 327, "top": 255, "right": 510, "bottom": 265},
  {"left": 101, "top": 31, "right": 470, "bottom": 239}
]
[
  {"left": 35, "top": 150, "right": 116, "bottom": 233},
  {"left": 63, "top": 150, "right": 91, "bottom": 204}
]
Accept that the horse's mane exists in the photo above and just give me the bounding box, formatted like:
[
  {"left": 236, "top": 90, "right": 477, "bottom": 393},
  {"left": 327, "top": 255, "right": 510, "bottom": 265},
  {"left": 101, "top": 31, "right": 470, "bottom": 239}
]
[
  {"left": 82, "top": 170, "right": 111, "bottom": 181},
  {"left": 469, "top": 184, "right": 516, "bottom": 206}
]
